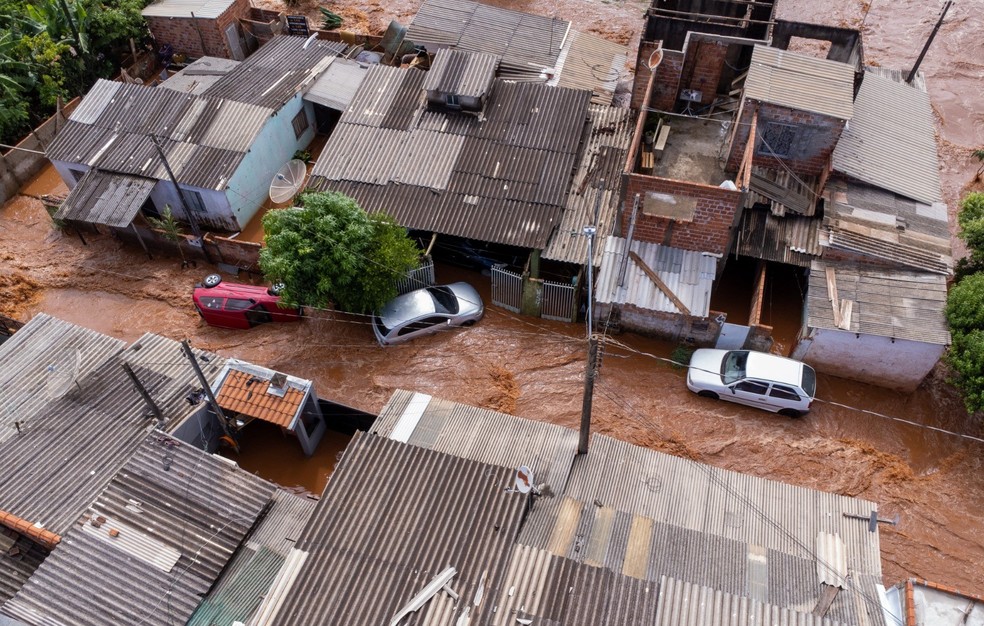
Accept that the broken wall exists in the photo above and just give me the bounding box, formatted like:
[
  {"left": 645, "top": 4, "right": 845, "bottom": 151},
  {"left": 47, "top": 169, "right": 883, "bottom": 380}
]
[{"left": 596, "top": 302, "right": 724, "bottom": 345}]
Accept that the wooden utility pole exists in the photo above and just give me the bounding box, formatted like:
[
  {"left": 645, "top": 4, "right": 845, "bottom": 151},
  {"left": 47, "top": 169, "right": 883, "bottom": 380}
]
[
  {"left": 180, "top": 339, "right": 238, "bottom": 452},
  {"left": 907, "top": 0, "right": 952, "bottom": 84},
  {"left": 149, "top": 134, "right": 212, "bottom": 262},
  {"left": 122, "top": 362, "right": 164, "bottom": 425},
  {"left": 578, "top": 336, "right": 599, "bottom": 455}
]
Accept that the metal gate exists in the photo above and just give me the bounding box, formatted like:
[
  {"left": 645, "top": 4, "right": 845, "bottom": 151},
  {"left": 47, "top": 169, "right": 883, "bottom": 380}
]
[
  {"left": 491, "top": 264, "right": 522, "bottom": 313},
  {"left": 396, "top": 256, "right": 435, "bottom": 294},
  {"left": 716, "top": 323, "right": 751, "bottom": 349},
  {"left": 541, "top": 279, "right": 577, "bottom": 322}
]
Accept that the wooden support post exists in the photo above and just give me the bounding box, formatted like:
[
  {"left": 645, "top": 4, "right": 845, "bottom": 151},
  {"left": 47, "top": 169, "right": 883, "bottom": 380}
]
[{"left": 749, "top": 260, "right": 766, "bottom": 325}]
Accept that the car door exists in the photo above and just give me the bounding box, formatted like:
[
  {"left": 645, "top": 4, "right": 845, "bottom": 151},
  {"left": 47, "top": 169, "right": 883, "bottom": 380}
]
[
  {"left": 729, "top": 380, "right": 772, "bottom": 409},
  {"left": 767, "top": 383, "right": 805, "bottom": 412},
  {"left": 394, "top": 315, "right": 450, "bottom": 343}
]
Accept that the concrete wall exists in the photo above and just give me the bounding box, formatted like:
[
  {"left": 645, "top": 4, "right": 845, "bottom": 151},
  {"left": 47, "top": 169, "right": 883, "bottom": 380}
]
[
  {"left": 170, "top": 406, "right": 223, "bottom": 451},
  {"left": 596, "top": 302, "right": 724, "bottom": 346},
  {"left": 149, "top": 179, "right": 238, "bottom": 232},
  {"left": 0, "top": 99, "right": 78, "bottom": 205},
  {"left": 224, "top": 94, "right": 315, "bottom": 229},
  {"left": 146, "top": 0, "right": 252, "bottom": 59},
  {"left": 620, "top": 172, "right": 742, "bottom": 255},
  {"left": 791, "top": 327, "right": 944, "bottom": 392},
  {"left": 726, "top": 101, "right": 846, "bottom": 177}
]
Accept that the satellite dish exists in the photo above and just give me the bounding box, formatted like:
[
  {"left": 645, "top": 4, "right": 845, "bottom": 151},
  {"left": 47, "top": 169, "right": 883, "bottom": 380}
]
[
  {"left": 45, "top": 348, "right": 82, "bottom": 399},
  {"left": 514, "top": 465, "right": 533, "bottom": 494},
  {"left": 269, "top": 159, "right": 307, "bottom": 204}
]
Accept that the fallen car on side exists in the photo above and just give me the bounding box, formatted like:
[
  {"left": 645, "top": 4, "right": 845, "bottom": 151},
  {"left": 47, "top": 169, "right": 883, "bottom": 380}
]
[
  {"left": 193, "top": 274, "right": 301, "bottom": 329},
  {"left": 686, "top": 349, "right": 817, "bottom": 417}
]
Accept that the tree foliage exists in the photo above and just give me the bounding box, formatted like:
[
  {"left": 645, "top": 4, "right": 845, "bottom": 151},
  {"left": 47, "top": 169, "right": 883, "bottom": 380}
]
[
  {"left": 954, "top": 193, "right": 984, "bottom": 280},
  {"left": 946, "top": 194, "right": 984, "bottom": 413},
  {"left": 259, "top": 191, "right": 421, "bottom": 313}
]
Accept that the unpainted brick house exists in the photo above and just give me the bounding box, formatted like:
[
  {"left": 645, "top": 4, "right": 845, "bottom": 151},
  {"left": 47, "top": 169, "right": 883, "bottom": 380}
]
[{"left": 143, "top": 0, "right": 254, "bottom": 61}]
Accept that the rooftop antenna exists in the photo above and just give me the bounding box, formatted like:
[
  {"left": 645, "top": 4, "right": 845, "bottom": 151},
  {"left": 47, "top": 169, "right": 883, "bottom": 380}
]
[
  {"left": 45, "top": 348, "right": 82, "bottom": 399},
  {"left": 269, "top": 159, "right": 308, "bottom": 204}
]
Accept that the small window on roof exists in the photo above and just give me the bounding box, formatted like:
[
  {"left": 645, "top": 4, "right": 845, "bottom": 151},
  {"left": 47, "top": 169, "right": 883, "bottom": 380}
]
[
  {"left": 445, "top": 93, "right": 460, "bottom": 108},
  {"left": 292, "top": 109, "right": 309, "bottom": 139}
]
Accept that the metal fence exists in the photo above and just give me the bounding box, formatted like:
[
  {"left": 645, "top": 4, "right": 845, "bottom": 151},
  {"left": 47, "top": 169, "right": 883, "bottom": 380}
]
[
  {"left": 541, "top": 279, "right": 578, "bottom": 322},
  {"left": 396, "top": 256, "right": 436, "bottom": 294},
  {"left": 491, "top": 264, "right": 522, "bottom": 313}
]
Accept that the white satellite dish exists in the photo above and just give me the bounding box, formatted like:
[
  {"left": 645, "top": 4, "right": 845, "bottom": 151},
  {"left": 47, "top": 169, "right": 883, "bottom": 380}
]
[
  {"left": 45, "top": 348, "right": 82, "bottom": 399},
  {"left": 269, "top": 159, "right": 308, "bottom": 204},
  {"left": 514, "top": 465, "right": 533, "bottom": 494}
]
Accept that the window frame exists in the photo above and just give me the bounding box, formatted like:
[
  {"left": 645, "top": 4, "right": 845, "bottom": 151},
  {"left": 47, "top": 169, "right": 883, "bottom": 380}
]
[{"left": 291, "top": 109, "right": 310, "bottom": 139}]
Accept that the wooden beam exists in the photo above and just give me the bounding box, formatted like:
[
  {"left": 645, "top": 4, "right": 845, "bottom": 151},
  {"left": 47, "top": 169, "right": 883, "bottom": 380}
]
[
  {"left": 629, "top": 251, "right": 691, "bottom": 315},
  {"left": 825, "top": 267, "right": 841, "bottom": 328},
  {"left": 813, "top": 583, "right": 840, "bottom": 617}
]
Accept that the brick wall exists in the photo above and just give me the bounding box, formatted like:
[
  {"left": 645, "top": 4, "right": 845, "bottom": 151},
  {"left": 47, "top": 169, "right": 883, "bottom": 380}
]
[
  {"left": 148, "top": 0, "right": 251, "bottom": 59},
  {"left": 631, "top": 43, "right": 684, "bottom": 112},
  {"left": 684, "top": 40, "right": 727, "bottom": 106},
  {"left": 595, "top": 302, "right": 726, "bottom": 346},
  {"left": 726, "top": 101, "right": 846, "bottom": 177},
  {"left": 621, "top": 173, "right": 742, "bottom": 255}
]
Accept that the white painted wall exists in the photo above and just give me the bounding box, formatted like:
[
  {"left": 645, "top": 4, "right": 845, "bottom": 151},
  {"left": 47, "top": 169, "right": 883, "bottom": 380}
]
[
  {"left": 791, "top": 327, "right": 945, "bottom": 392},
  {"left": 914, "top": 585, "right": 984, "bottom": 626}
]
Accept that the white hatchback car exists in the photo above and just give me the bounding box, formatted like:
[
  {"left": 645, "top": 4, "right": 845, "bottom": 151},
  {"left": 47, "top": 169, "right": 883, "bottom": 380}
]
[{"left": 686, "top": 349, "right": 817, "bottom": 417}]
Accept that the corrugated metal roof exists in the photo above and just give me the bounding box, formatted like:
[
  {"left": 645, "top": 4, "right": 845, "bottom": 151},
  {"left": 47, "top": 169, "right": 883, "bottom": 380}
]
[
  {"left": 831, "top": 69, "right": 942, "bottom": 205},
  {"left": 735, "top": 208, "right": 822, "bottom": 266},
  {"left": 204, "top": 36, "right": 347, "bottom": 108},
  {"left": 423, "top": 49, "right": 498, "bottom": 98},
  {"left": 68, "top": 79, "right": 122, "bottom": 124},
  {"left": 0, "top": 511, "right": 60, "bottom": 551},
  {"left": 748, "top": 165, "right": 820, "bottom": 217},
  {"left": 407, "top": 0, "right": 569, "bottom": 80},
  {"left": 142, "top": 0, "right": 235, "bottom": 19},
  {"left": 595, "top": 237, "right": 717, "bottom": 317},
  {"left": 744, "top": 46, "right": 854, "bottom": 120},
  {"left": 806, "top": 260, "right": 950, "bottom": 345},
  {"left": 54, "top": 169, "right": 156, "bottom": 227},
  {"left": 543, "top": 105, "right": 633, "bottom": 265},
  {"left": 303, "top": 57, "right": 369, "bottom": 111},
  {"left": 256, "top": 432, "right": 528, "bottom": 625},
  {"left": 552, "top": 30, "right": 629, "bottom": 106},
  {"left": 371, "top": 390, "right": 579, "bottom": 493},
  {"left": 311, "top": 69, "right": 593, "bottom": 249},
  {"left": 3, "top": 432, "right": 275, "bottom": 626},
  {"left": 159, "top": 56, "right": 240, "bottom": 95},
  {"left": 0, "top": 326, "right": 226, "bottom": 538},
  {"left": 0, "top": 314, "right": 126, "bottom": 444},
  {"left": 0, "top": 528, "right": 46, "bottom": 606}
]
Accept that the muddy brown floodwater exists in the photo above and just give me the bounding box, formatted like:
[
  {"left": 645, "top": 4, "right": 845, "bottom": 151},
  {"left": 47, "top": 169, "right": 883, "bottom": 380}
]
[{"left": 3, "top": 0, "right": 984, "bottom": 597}]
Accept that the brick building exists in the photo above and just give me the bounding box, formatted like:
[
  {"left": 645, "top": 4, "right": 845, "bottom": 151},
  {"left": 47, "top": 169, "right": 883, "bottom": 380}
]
[{"left": 143, "top": 0, "right": 253, "bottom": 61}]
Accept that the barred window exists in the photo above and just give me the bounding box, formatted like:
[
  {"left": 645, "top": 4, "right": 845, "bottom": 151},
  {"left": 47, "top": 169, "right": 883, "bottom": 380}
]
[
  {"left": 292, "top": 109, "right": 309, "bottom": 138},
  {"left": 759, "top": 122, "right": 798, "bottom": 158}
]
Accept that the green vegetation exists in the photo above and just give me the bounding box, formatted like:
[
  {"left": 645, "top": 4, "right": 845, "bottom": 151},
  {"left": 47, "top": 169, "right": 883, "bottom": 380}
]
[
  {"left": 147, "top": 205, "right": 189, "bottom": 266},
  {"left": 259, "top": 191, "right": 420, "bottom": 313},
  {"left": 945, "top": 192, "right": 984, "bottom": 413},
  {"left": 0, "top": 0, "right": 150, "bottom": 144},
  {"left": 319, "top": 8, "right": 343, "bottom": 31}
]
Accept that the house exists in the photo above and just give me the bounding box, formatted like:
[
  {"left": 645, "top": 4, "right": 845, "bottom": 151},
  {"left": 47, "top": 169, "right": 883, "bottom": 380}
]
[
  {"left": 248, "top": 389, "right": 892, "bottom": 624},
  {"left": 48, "top": 36, "right": 348, "bottom": 236},
  {"left": 885, "top": 579, "right": 984, "bottom": 626},
  {"left": 142, "top": 0, "right": 256, "bottom": 61}
]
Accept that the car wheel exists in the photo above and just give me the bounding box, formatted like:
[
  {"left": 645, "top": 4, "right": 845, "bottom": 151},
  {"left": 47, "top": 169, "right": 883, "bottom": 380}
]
[
  {"left": 203, "top": 274, "right": 222, "bottom": 288},
  {"left": 268, "top": 282, "right": 285, "bottom": 296},
  {"left": 462, "top": 320, "right": 476, "bottom": 327},
  {"left": 697, "top": 390, "right": 719, "bottom": 400},
  {"left": 778, "top": 408, "right": 804, "bottom": 418}
]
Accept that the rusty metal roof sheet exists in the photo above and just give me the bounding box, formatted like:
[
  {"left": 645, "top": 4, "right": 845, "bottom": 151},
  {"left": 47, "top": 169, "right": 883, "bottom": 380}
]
[
  {"left": 821, "top": 179, "right": 951, "bottom": 274},
  {"left": 543, "top": 104, "right": 633, "bottom": 265},
  {"left": 2, "top": 432, "right": 274, "bottom": 626},
  {"left": 595, "top": 237, "right": 717, "bottom": 317},
  {"left": 736, "top": 207, "right": 822, "bottom": 267},
  {"left": 552, "top": 30, "right": 629, "bottom": 106},
  {"left": 203, "top": 35, "right": 346, "bottom": 108},
  {"left": 832, "top": 69, "right": 942, "bottom": 205},
  {"left": 303, "top": 57, "right": 369, "bottom": 111},
  {"left": 806, "top": 260, "right": 950, "bottom": 345},
  {"left": 423, "top": 49, "right": 499, "bottom": 98},
  {"left": 311, "top": 70, "right": 593, "bottom": 248},
  {"left": 54, "top": 169, "right": 156, "bottom": 227},
  {"left": 371, "top": 389, "right": 579, "bottom": 493},
  {"left": 142, "top": 0, "right": 235, "bottom": 19},
  {"left": 408, "top": 0, "right": 569, "bottom": 80},
  {"left": 254, "top": 432, "right": 527, "bottom": 625},
  {"left": 744, "top": 46, "right": 854, "bottom": 120},
  {"left": 215, "top": 367, "right": 307, "bottom": 429}
]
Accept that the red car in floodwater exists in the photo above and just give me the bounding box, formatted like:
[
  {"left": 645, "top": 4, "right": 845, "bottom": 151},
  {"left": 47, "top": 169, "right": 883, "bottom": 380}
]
[{"left": 192, "top": 274, "right": 301, "bottom": 329}]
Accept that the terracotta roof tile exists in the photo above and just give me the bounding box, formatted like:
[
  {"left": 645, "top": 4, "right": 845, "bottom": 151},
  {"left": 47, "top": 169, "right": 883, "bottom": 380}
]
[
  {"left": 215, "top": 369, "right": 305, "bottom": 429},
  {"left": 0, "top": 509, "right": 61, "bottom": 550}
]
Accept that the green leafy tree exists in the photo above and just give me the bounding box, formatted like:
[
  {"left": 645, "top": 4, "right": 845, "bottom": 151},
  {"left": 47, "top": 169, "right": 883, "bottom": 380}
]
[
  {"left": 954, "top": 192, "right": 984, "bottom": 279},
  {"left": 259, "top": 191, "right": 420, "bottom": 313}
]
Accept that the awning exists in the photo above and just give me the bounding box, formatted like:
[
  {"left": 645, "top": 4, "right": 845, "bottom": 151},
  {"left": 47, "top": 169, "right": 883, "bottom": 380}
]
[
  {"left": 303, "top": 57, "right": 369, "bottom": 111},
  {"left": 54, "top": 169, "right": 156, "bottom": 228}
]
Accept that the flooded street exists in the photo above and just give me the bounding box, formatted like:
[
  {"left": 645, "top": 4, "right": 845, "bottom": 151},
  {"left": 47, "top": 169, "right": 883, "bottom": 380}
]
[{"left": 2, "top": 0, "right": 983, "bottom": 600}]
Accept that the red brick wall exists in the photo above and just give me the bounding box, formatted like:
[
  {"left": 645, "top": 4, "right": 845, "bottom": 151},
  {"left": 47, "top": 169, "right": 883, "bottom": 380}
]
[
  {"left": 726, "top": 101, "right": 846, "bottom": 177},
  {"left": 686, "top": 40, "right": 727, "bottom": 106},
  {"left": 147, "top": 0, "right": 251, "bottom": 59},
  {"left": 621, "top": 173, "right": 742, "bottom": 255},
  {"left": 631, "top": 45, "right": 684, "bottom": 112}
]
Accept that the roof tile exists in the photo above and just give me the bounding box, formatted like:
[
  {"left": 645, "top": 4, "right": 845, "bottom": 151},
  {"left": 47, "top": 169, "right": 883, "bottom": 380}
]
[{"left": 216, "top": 369, "right": 305, "bottom": 428}]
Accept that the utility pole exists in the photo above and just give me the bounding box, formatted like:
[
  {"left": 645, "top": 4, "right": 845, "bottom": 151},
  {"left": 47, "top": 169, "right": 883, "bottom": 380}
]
[
  {"left": 578, "top": 224, "right": 598, "bottom": 455},
  {"left": 149, "top": 134, "right": 213, "bottom": 263},
  {"left": 907, "top": 0, "right": 952, "bottom": 84},
  {"left": 180, "top": 339, "right": 238, "bottom": 452},
  {"left": 122, "top": 362, "right": 164, "bottom": 426}
]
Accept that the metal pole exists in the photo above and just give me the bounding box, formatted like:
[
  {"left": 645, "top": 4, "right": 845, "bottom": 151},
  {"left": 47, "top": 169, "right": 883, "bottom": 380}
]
[
  {"left": 907, "top": 0, "right": 952, "bottom": 83},
  {"left": 122, "top": 362, "right": 164, "bottom": 426},
  {"left": 583, "top": 225, "right": 596, "bottom": 338},
  {"left": 149, "top": 134, "right": 213, "bottom": 263},
  {"left": 578, "top": 337, "right": 598, "bottom": 455},
  {"left": 180, "top": 339, "right": 238, "bottom": 452}
]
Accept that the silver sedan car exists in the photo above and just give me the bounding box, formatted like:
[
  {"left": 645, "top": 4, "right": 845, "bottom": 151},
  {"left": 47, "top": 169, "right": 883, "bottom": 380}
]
[{"left": 372, "top": 282, "right": 484, "bottom": 345}]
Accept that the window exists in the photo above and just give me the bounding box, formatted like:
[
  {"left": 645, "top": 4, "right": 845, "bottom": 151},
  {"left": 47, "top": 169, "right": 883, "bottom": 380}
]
[
  {"left": 734, "top": 380, "right": 769, "bottom": 395},
  {"left": 397, "top": 316, "right": 447, "bottom": 336},
  {"left": 427, "top": 286, "right": 459, "bottom": 314},
  {"left": 225, "top": 298, "right": 255, "bottom": 312},
  {"left": 199, "top": 296, "right": 224, "bottom": 310},
  {"left": 801, "top": 365, "right": 817, "bottom": 397},
  {"left": 445, "top": 93, "right": 460, "bottom": 107},
  {"left": 759, "top": 122, "right": 798, "bottom": 158},
  {"left": 769, "top": 385, "right": 801, "bottom": 401},
  {"left": 292, "top": 109, "right": 309, "bottom": 139},
  {"left": 184, "top": 189, "right": 208, "bottom": 213},
  {"left": 722, "top": 351, "right": 749, "bottom": 385}
]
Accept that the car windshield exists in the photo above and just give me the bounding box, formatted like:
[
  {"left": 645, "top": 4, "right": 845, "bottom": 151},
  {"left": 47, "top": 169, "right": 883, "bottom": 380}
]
[
  {"left": 373, "top": 314, "right": 392, "bottom": 335},
  {"left": 427, "top": 286, "right": 459, "bottom": 314},
  {"left": 721, "top": 350, "right": 748, "bottom": 385},
  {"left": 801, "top": 364, "right": 817, "bottom": 398}
]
